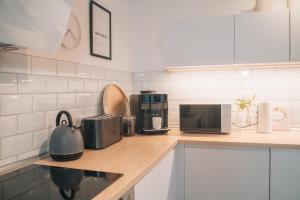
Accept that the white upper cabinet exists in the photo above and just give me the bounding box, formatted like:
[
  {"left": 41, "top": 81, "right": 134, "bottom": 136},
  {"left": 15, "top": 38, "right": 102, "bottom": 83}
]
[
  {"left": 160, "top": 15, "right": 234, "bottom": 66},
  {"left": 291, "top": 10, "right": 300, "bottom": 61},
  {"left": 271, "top": 148, "right": 300, "bottom": 200},
  {"left": 235, "top": 11, "right": 290, "bottom": 63}
]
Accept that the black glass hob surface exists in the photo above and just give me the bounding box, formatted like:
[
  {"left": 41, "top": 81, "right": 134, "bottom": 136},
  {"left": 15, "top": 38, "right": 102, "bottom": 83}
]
[{"left": 0, "top": 164, "right": 122, "bottom": 200}]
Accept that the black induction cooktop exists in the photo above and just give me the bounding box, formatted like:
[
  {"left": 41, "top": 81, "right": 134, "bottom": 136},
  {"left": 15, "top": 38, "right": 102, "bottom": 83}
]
[{"left": 0, "top": 164, "right": 122, "bottom": 200}]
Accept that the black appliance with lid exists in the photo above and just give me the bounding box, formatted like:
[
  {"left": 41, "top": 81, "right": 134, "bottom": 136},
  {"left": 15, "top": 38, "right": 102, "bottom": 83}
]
[
  {"left": 130, "top": 92, "right": 169, "bottom": 134},
  {"left": 0, "top": 164, "right": 122, "bottom": 200}
]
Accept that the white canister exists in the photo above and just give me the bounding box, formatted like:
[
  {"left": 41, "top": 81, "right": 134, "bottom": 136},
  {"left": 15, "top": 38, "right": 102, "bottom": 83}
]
[
  {"left": 152, "top": 117, "right": 162, "bottom": 130},
  {"left": 258, "top": 102, "right": 272, "bottom": 134}
]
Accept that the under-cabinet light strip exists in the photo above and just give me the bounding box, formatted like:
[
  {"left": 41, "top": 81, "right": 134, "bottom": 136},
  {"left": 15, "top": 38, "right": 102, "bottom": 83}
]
[{"left": 165, "top": 62, "right": 300, "bottom": 72}]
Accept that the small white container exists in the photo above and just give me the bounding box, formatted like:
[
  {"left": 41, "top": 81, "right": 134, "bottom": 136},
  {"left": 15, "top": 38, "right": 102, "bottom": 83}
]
[
  {"left": 258, "top": 102, "right": 272, "bottom": 134},
  {"left": 152, "top": 117, "right": 162, "bottom": 130}
]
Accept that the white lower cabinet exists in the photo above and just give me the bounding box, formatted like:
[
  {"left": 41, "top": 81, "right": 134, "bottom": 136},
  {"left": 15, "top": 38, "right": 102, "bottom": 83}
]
[
  {"left": 271, "top": 148, "right": 300, "bottom": 200},
  {"left": 135, "top": 146, "right": 184, "bottom": 200},
  {"left": 185, "top": 145, "right": 270, "bottom": 200}
]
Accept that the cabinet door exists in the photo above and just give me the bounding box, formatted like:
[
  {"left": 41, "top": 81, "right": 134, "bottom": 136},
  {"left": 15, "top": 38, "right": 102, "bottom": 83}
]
[
  {"left": 160, "top": 15, "right": 234, "bottom": 66},
  {"left": 235, "top": 11, "right": 289, "bottom": 63},
  {"left": 271, "top": 148, "right": 300, "bottom": 200},
  {"left": 185, "top": 145, "right": 269, "bottom": 200},
  {"left": 291, "top": 10, "right": 300, "bottom": 61},
  {"left": 135, "top": 147, "right": 179, "bottom": 200}
]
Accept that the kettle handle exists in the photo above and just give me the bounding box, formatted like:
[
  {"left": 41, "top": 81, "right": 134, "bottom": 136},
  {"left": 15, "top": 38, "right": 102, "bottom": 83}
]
[{"left": 56, "top": 111, "right": 73, "bottom": 128}]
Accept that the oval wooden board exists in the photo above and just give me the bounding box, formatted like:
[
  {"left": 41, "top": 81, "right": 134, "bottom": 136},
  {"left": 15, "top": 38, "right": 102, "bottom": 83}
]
[{"left": 103, "top": 84, "right": 130, "bottom": 117}]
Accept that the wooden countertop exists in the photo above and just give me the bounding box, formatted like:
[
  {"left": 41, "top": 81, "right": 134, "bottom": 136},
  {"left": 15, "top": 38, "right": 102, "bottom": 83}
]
[{"left": 36, "top": 129, "right": 300, "bottom": 200}]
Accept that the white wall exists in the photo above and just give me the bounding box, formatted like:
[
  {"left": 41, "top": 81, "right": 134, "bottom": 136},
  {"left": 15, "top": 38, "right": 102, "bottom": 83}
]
[{"left": 24, "top": 0, "right": 132, "bottom": 71}]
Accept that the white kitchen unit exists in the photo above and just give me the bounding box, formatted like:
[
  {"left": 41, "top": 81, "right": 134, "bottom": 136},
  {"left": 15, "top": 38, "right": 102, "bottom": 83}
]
[
  {"left": 235, "top": 11, "right": 289, "bottom": 63},
  {"left": 185, "top": 145, "right": 270, "bottom": 200},
  {"left": 291, "top": 10, "right": 300, "bottom": 61},
  {"left": 271, "top": 148, "right": 300, "bottom": 200},
  {"left": 160, "top": 15, "right": 234, "bottom": 66},
  {"left": 135, "top": 146, "right": 183, "bottom": 200}
]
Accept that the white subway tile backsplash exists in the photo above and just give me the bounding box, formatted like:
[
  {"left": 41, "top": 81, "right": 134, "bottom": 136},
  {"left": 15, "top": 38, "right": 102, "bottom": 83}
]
[
  {"left": 290, "top": 102, "right": 300, "bottom": 113},
  {"left": 0, "top": 156, "right": 18, "bottom": 167},
  {"left": 210, "top": 70, "right": 232, "bottom": 80},
  {"left": 33, "top": 129, "right": 49, "bottom": 149},
  {"left": 17, "top": 74, "right": 45, "bottom": 93},
  {"left": 116, "top": 70, "right": 132, "bottom": 82},
  {"left": 290, "top": 113, "right": 300, "bottom": 124},
  {"left": 18, "top": 112, "right": 45, "bottom": 133},
  {"left": 68, "top": 78, "right": 84, "bottom": 92},
  {"left": 91, "top": 66, "right": 105, "bottom": 79},
  {"left": 230, "top": 69, "right": 253, "bottom": 79},
  {"left": 1, "top": 132, "right": 32, "bottom": 158},
  {"left": 149, "top": 72, "right": 168, "bottom": 81},
  {"left": 104, "top": 69, "right": 116, "bottom": 80},
  {"left": 0, "top": 115, "right": 17, "bottom": 138},
  {"left": 133, "top": 72, "right": 150, "bottom": 82},
  {"left": 57, "top": 61, "right": 76, "bottom": 77},
  {"left": 277, "top": 90, "right": 300, "bottom": 101},
  {"left": 178, "top": 81, "right": 200, "bottom": 90},
  {"left": 45, "top": 76, "right": 68, "bottom": 93},
  {"left": 168, "top": 101, "right": 179, "bottom": 111},
  {"left": 76, "top": 64, "right": 92, "bottom": 78},
  {"left": 84, "top": 80, "right": 99, "bottom": 92},
  {"left": 120, "top": 82, "right": 132, "bottom": 93},
  {"left": 33, "top": 94, "right": 56, "bottom": 112},
  {"left": 83, "top": 106, "right": 99, "bottom": 117},
  {"left": 241, "top": 79, "right": 266, "bottom": 90},
  {"left": 0, "top": 52, "right": 133, "bottom": 166},
  {"left": 159, "top": 81, "right": 179, "bottom": 92},
  {"left": 46, "top": 110, "right": 63, "bottom": 129},
  {"left": 132, "top": 82, "right": 141, "bottom": 93},
  {"left": 253, "top": 68, "right": 277, "bottom": 78},
  {"left": 57, "top": 93, "right": 76, "bottom": 109},
  {"left": 32, "top": 57, "right": 56, "bottom": 76},
  {"left": 168, "top": 110, "right": 179, "bottom": 126},
  {"left": 168, "top": 72, "right": 191, "bottom": 81},
  {"left": 0, "top": 52, "right": 31, "bottom": 74},
  {"left": 0, "top": 94, "right": 32, "bottom": 115},
  {"left": 0, "top": 73, "right": 17, "bottom": 94},
  {"left": 219, "top": 80, "right": 241, "bottom": 90},
  {"left": 76, "top": 93, "right": 93, "bottom": 107},
  {"left": 140, "top": 82, "right": 159, "bottom": 91},
  {"left": 277, "top": 67, "right": 300, "bottom": 78},
  {"left": 92, "top": 93, "right": 101, "bottom": 105},
  {"left": 189, "top": 71, "right": 212, "bottom": 80},
  {"left": 99, "top": 80, "right": 104, "bottom": 91},
  {"left": 18, "top": 148, "right": 45, "bottom": 160},
  {"left": 169, "top": 91, "right": 190, "bottom": 101}
]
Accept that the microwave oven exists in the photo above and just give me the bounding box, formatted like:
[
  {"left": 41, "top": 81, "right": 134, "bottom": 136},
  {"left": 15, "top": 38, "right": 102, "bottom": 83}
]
[{"left": 179, "top": 104, "right": 231, "bottom": 133}]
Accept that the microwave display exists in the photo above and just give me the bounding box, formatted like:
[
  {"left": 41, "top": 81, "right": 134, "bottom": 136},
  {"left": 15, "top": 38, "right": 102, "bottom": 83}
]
[{"left": 180, "top": 104, "right": 222, "bottom": 132}]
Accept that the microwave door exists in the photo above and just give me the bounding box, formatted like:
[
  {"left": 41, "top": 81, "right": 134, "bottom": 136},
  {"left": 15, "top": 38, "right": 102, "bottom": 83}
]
[{"left": 180, "top": 105, "right": 221, "bottom": 132}]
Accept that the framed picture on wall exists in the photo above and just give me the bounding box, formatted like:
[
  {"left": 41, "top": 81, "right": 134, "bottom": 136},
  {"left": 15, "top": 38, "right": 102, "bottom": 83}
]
[{"left": 90, "top": 1, "right": 112, "bottom": 60}]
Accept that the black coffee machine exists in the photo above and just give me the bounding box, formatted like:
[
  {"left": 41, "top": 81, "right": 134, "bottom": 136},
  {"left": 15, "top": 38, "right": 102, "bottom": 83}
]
[{"left": 130, "top": 92, "right": 169, "bottom": 134}]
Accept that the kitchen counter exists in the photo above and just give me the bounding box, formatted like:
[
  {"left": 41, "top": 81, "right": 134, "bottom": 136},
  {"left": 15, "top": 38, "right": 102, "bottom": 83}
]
[{"left": 36, "top": 129, "right": 300, "bottom": 200}]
